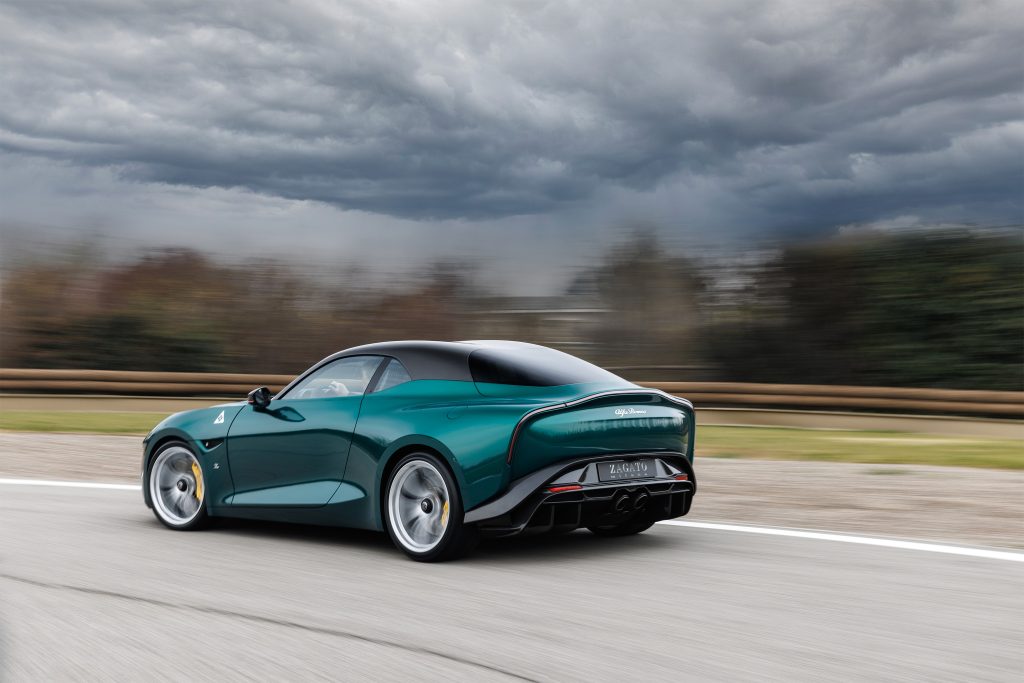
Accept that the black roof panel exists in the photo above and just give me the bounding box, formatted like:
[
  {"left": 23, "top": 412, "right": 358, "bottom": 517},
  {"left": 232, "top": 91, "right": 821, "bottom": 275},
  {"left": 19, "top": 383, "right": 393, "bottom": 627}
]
[
  {"left": 319, "top": 340, "right": 558, "bottom": 382},
  {"left": 327, "top": 340, "right": 476, "bottom": 381}
]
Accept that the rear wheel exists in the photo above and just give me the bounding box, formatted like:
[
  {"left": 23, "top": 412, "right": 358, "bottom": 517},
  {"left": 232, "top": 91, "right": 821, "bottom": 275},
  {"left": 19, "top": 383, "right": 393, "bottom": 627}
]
[
  {"left": 148, "top": 442, "right": 209, "bottom": 530},
  {"left": 384, "top": 453, "right": 478, "bottom": 562},
  {"left": 587, "top": 515, "right": 656, "bottom": 537}
]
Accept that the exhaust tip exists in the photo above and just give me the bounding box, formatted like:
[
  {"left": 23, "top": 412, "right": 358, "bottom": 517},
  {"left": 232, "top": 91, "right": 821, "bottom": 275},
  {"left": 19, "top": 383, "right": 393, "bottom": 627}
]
[
  {"left": 612, "top": 492, "right": 631, "bottom": 513},
  {"left": 633, "top": 492, "right": 650, "bottom": 510}
]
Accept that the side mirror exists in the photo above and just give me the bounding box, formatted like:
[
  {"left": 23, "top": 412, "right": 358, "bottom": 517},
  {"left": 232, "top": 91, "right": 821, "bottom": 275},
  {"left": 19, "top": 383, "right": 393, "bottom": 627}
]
[{"left": 247, "top": 386, "right": 272, "bottom": 410}]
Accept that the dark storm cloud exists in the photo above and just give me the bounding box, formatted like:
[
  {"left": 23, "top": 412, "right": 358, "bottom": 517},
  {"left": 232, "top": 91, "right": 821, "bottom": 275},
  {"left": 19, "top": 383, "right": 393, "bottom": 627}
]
[{"left": 0, "top": 0, "right": 1020, "bottom": 225}]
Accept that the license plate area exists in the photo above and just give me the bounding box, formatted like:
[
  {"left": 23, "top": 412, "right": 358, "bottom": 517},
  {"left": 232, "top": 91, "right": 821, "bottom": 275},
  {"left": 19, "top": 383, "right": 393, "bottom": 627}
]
[{"left": 597, "top": 459, "right": 657, "bottom": 482}]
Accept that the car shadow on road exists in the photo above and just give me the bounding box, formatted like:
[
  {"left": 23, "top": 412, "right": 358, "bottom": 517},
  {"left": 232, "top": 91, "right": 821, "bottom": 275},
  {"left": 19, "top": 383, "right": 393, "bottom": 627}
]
[
  {"left": 144, "top": 516, "right": 684, "bottom": 565},
  {"left": 202, "top": 516, "right": 397, "bottom": 552},
  {"left": 472, "top": 529, "right": 680, "bottom": 565},
  {"left": 153, "top": 516, "right": 682, "bottom": 564}
]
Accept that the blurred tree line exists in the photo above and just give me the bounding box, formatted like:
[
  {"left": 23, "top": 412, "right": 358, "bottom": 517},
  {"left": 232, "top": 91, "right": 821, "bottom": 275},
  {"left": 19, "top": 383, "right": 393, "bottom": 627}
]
[
  {"left": 702, "top": 231, "right": 1023, "bottom": 390},
  {"left": 1, "top": 229, "right": 1020, "bottom": 390}
]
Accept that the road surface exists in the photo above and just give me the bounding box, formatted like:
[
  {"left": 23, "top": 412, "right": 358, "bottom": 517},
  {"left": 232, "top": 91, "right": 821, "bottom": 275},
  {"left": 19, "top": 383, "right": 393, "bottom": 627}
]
[
  {"left": 3, "top": 432, "right": 1023, "bottom": 548},
  {"left": 1, "top": 482, "right": 1021, "bottom": 681}
]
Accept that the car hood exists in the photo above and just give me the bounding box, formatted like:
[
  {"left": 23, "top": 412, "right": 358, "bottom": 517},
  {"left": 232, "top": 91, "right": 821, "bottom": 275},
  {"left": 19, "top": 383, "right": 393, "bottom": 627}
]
[{"left": 144, "top": 401, "right": 247, "bottom": 444}]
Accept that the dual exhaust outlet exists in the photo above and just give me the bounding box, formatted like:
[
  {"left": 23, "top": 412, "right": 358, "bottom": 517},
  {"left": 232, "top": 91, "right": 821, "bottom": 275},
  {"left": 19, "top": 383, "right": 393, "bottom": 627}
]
[{"left": 612, "top": 490, "right": 649, "bottom": 513}]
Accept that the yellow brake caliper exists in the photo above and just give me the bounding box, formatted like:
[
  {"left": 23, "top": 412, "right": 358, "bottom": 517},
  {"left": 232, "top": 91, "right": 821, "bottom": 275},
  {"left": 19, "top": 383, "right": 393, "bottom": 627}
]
[
  {"left": 191, "top": 462, "right": 204, "bottom": 501},
  {"left": 441, "top": 500, "right": 450, "bottom": 528}
]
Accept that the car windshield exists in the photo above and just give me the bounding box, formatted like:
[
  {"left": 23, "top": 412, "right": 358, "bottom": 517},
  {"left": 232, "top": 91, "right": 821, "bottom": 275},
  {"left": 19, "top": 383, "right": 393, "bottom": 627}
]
[
  {"left": 288, "top": 355, "right": 383, "bottom": 398},
  {"left": 468, "top": 346, "right": 629, "bottom": 387}
]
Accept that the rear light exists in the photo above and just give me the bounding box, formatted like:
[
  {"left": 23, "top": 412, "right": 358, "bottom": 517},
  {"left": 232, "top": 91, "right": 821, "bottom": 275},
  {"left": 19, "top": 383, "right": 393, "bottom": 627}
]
[
  {"left": 548, "top": 484, "right": 583, "bottom": 493},
  {"left": 674, "top": 474, "right": 689, "bottom": 481}
]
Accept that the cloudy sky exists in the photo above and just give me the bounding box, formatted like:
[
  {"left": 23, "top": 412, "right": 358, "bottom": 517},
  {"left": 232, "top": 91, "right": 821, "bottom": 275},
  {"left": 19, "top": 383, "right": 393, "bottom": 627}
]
[{"left": 0, "top": 0, "right": 1021, "bottom": 291}]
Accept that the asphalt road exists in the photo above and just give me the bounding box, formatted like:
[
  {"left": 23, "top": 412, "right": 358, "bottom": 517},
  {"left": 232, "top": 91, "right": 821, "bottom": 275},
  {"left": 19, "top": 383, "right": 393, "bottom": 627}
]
[
  {"left": 1, "top": 484, "right": 1022, "bottom": 682},
  {"left": 5, "top": 432, "right": 1024, "bottom": 549}
]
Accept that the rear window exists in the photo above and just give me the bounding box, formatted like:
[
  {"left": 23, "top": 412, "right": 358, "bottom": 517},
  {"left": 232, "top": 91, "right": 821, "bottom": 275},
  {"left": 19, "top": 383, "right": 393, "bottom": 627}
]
[{"left": 469, "top": 347, "right": 629, "bottom": 387}]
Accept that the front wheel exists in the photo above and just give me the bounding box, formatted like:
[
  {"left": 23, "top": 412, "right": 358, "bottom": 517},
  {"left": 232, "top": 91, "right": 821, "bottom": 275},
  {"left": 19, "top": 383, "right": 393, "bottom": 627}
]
[
  {"left": 148, "top": 442, "right": 210, "bottom": 530},
  {"left": 384, "top": 453, "right": 478, "bottom": 562}
]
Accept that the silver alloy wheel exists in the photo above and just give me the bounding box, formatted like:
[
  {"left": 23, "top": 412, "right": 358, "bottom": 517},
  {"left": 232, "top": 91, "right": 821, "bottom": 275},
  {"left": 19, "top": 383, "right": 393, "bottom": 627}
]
[
  {"left": 388, "top": 459, "right": 451, "bottom": 553},
  {"left": 150, "top": 446, "right": 204, "bottom": 526}
]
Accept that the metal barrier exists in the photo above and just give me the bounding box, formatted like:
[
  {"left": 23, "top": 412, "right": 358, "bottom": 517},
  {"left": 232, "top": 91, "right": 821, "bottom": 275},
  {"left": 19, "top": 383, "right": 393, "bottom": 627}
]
[
  {"left": 1, "top": 369, "right": 1021, "bottom": 417},
  {"left": 637, "top": 382, "right": 1024, "bottom": 417}
]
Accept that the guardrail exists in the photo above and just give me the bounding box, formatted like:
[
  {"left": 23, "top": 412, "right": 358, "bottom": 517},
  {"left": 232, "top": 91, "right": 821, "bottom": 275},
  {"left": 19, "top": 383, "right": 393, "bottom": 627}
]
[
  {"left": 0, "top": 369, "right": 295, "bottom": 396},
  {"left": 641, "top": 382, "right": 1024, "bottom": 418},
  {"left": 0, "top": 369, "right": 1021, "bottom": 418}
]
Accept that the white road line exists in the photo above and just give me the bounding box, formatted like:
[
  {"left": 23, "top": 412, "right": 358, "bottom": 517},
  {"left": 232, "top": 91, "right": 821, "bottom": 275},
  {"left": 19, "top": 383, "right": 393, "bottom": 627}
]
[
  {"left": 0, "top": 477, "right": 140, "bottom": 491},
  {"left": 658, "top": 520, "right": 1024, "bottom": 563},
  {"left": 2, "top": 477, "right": 1021, "bottom": 562}
]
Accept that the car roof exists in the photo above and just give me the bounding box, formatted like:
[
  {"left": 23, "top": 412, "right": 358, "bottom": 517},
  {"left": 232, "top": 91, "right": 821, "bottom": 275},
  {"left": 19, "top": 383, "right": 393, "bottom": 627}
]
[{"left": 323, "top": 340, "right": 545, "bottom": 382}]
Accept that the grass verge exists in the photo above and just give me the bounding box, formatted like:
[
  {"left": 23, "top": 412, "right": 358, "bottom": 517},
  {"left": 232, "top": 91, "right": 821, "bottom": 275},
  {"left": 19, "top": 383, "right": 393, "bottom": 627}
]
[
  {"left": 0, "top": 411, "right": 165, "bottom": 435},
  {"left": 0, "top": 412, "right": 1020, "bottom": 469},
  {"left": 697, "top": 426, "right": 1023, "bottom": 470}
]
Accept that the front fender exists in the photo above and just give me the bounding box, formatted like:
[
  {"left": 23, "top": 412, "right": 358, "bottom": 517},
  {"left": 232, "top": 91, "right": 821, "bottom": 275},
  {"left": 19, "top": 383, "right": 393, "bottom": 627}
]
[{"left": 141, "top": 403, "right": 244, "bottom": 509}]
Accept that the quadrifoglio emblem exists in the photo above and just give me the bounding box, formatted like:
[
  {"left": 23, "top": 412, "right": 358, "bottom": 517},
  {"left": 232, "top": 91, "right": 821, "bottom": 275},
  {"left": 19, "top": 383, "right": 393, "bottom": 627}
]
[{"left": 614, "top": 407, "right": 648, "bottom": 416}]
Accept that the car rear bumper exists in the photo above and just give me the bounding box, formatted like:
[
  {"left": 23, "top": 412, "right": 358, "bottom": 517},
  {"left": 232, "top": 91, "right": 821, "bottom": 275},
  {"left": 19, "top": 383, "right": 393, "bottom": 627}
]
[{"left": 465, "top": 452, "right": 695, "bottom": 537}]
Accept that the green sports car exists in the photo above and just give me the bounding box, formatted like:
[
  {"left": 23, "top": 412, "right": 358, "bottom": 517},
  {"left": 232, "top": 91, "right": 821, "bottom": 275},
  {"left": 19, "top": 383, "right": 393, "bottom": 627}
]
[{"left": 142, "top": 341, "right": 696, "bottom": 561}]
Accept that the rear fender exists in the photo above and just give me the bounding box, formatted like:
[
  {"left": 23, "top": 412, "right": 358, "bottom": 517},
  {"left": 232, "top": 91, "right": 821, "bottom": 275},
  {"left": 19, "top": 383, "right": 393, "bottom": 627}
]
[{"left": 367, "top": 435, "right": 464, "bottom": 530}]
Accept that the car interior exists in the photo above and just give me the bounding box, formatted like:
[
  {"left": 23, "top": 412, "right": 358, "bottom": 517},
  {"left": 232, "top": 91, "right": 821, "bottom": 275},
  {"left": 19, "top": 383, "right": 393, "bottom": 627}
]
[{"left": 291, "top": 356, "right": 382, "bottom": 399}]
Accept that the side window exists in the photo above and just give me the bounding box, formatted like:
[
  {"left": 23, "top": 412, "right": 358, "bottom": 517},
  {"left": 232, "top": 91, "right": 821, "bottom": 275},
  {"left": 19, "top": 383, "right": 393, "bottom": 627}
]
[
  {"left": 287, "top": 356, "right": 383, "bottom": 399},
  {"left": 374, "top": 359, "right": 412, "bottom": 392}
]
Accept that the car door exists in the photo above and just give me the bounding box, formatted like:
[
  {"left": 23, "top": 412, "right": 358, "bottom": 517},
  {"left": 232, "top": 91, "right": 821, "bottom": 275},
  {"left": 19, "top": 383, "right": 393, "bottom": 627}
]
[{"left": 224, "top": 355, "right": 385, "bottom": 506}]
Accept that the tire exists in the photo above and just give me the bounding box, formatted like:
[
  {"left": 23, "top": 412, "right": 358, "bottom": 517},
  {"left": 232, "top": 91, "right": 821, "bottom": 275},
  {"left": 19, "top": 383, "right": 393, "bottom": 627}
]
[
  {"left": 587, "top": 515, "right": 656, "bottom": 537},
  {"left": 148, "top": 441, "right": 210, "bottom": 530},
  {"left": 384, "top": 452, "right": 478, "bottom": 562}
]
